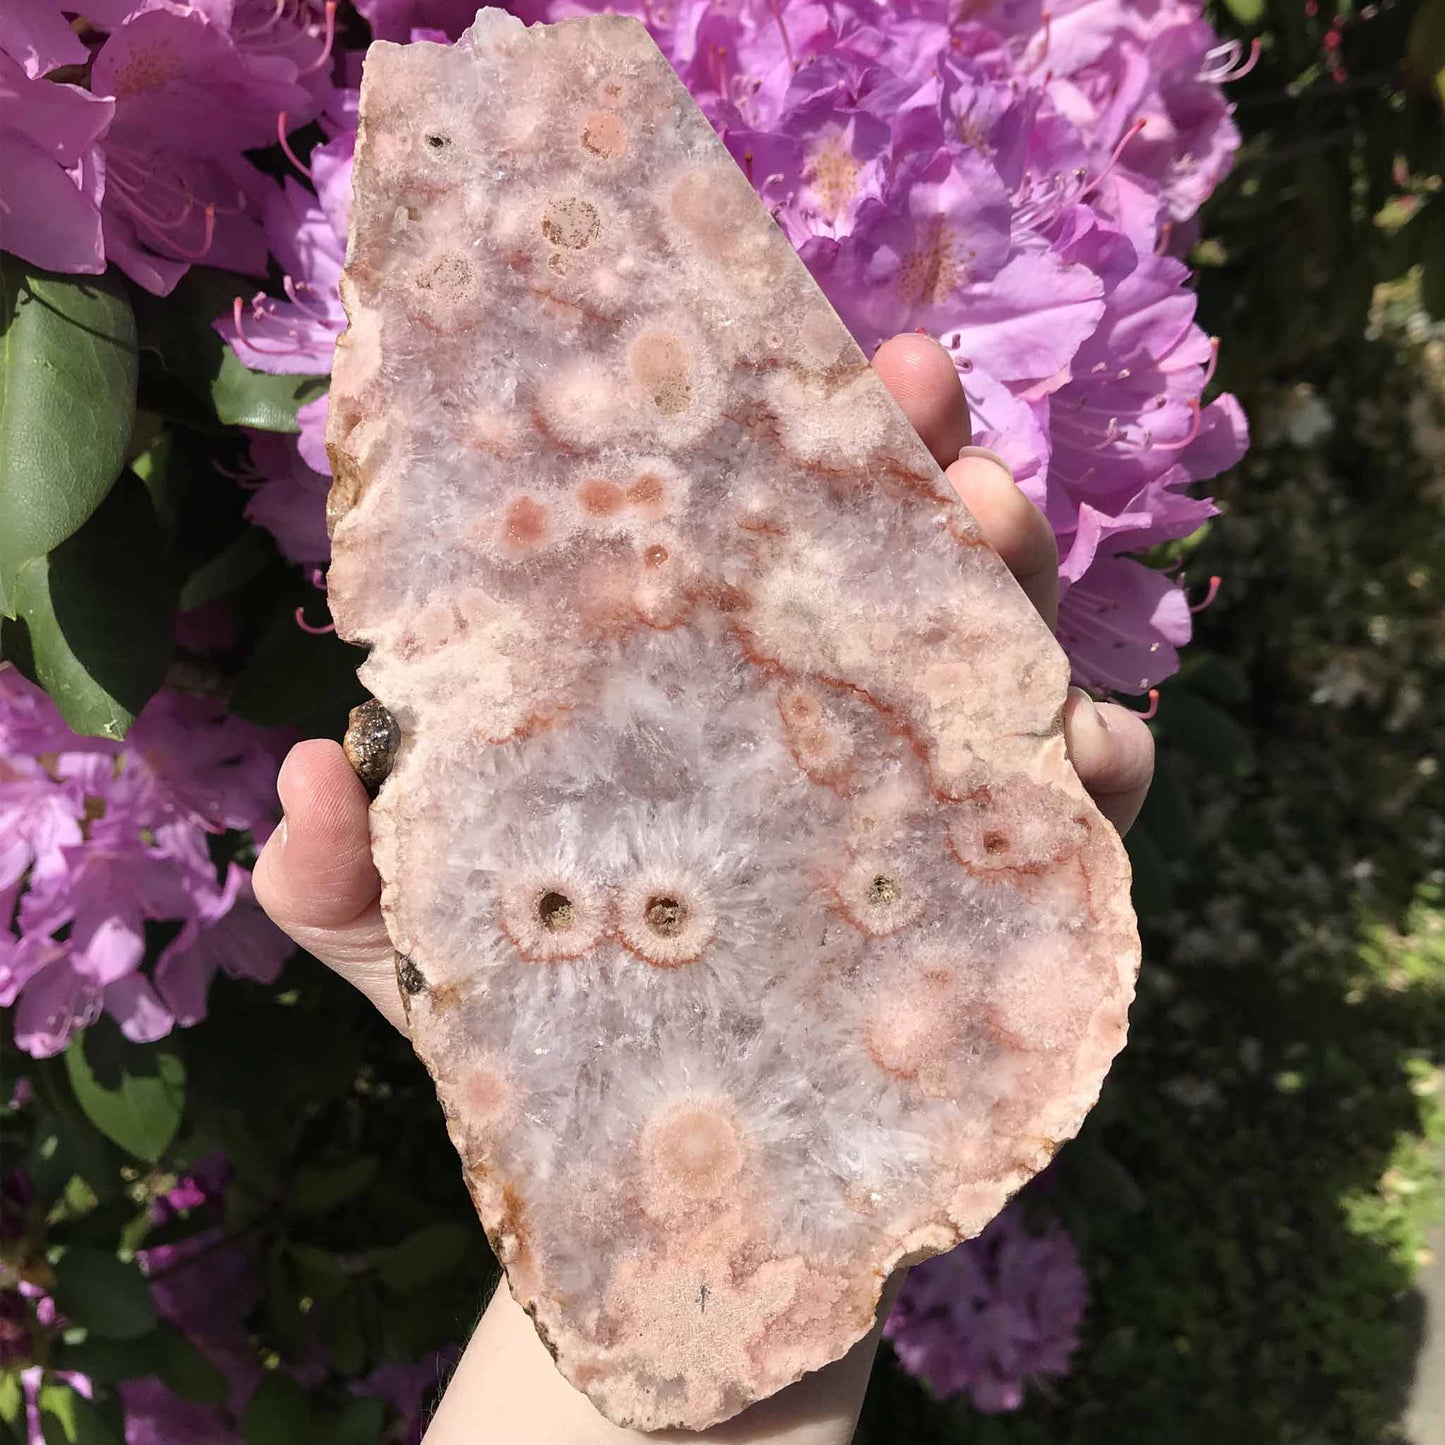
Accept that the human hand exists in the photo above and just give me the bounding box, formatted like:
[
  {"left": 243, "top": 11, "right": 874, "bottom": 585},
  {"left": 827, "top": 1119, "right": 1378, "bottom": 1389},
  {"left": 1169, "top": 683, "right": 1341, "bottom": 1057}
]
[
  {"left": 252, "top": 334, "right": 1155, "bottom": 1443},
  {"left": 254, "top": 332, "right": 1154, "bottom": 1033}
]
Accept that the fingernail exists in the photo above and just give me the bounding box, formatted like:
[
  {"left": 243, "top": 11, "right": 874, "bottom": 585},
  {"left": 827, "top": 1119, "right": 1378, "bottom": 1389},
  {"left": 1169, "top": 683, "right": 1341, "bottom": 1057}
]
[
  {"left": 1067, "top": 685, "right": 1108, "bottom": 735},
  {"left": 954, "top": 445, "right": 1014, "bottom": 482}
]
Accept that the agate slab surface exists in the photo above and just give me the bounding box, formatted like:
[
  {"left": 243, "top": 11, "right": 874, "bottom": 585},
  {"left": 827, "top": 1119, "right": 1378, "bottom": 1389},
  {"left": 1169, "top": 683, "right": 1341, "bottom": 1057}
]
[{"left": 326, "top": 9, "right": 1139, "bottom": 1429}]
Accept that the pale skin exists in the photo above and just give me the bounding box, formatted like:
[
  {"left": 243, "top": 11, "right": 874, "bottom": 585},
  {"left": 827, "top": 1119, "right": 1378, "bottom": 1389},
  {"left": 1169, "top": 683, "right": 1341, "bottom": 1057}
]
[{"left": 253, "top": 333, "right": 1155, "bottom": 1444}]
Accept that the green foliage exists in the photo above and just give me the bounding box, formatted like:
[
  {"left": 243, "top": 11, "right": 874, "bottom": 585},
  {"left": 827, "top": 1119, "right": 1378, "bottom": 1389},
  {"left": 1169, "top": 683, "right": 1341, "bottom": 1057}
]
[
  {"left": 242, "top": 1375, "right": 313, "bottom": 1444},
  {"left": 289, "top": 1158, "right": 379, "bottom": 1215},
  {"left": 6, "top": 960, "right": 494, "bottom": 1440},
  {"left": 0, "top": 260, "right": 137, "bottom": 617},
  {"left": 7, "top": 472, "right": 176, "bottom": 737},
  {"left": 1406, "top": 0, "right": 1445, "bottom": 104},
  {"left": 51, "top": 1251, "right": 157, "bottom": 1342},
  {"left": 130, "top": 267, "right": 325, "bottom": 434},
  {"left": 230, "top": 577, "right": 366, "bottom": 735},
  {"left": 1198, "top": 0, "right": 1445, "bottom": 385},
  {"left": 36, "top": 1385, "right": 122, "bottom": 1445},
  {"left": 374, "top": 1224, "right": 474, "bottom": 1292},
  {"left": 65, "top": 1025, "right": 186, "bottom": 1165},
  {"left": 52, "top": 1325, "right": 227, "bottom": 1404},
  {"left": 323, "top": 1398, "right": 387, "bottom": 1445}
]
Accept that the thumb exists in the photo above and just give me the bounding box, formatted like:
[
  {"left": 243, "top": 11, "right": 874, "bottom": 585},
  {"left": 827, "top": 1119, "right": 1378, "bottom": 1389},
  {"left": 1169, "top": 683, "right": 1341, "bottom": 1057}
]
[{"left": 253, "top": 739, "right": 407, "bottom": 1030}]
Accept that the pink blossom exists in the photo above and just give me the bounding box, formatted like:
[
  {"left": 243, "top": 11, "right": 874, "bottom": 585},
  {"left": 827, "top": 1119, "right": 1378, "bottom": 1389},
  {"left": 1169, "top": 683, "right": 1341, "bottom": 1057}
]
[
  {"left": 355, "top": 1353, "right": 457, "bottom": 1445},
  {"left": 0, "top": 0, "right": 90, "bottom": 78},
  {"left": 213, "top": 139, "right": 349, "bottom": 373},
  {"left": 885, "top": 1205, "right": 1088, "bottom": 1411},
  {"left": 87, "top": 1, "right": 318, "bottom": 293},
  {"left": 243, "top": 428, "right": 333, "bottom": 564},
  {"left": 154, "top": 870, "right": 289, "bottom": 1026},
  {"left": 0, "top": 670, "right": 287, "bottom": 1057},
  {"left": 0, "top": 53, "right": 112, "bottom": 273},
  {"left": 208, "top": 0, "right": 341, "bottom": 113},
  {"left": 353, "top": 0, "right": 494, "bottom": 42},
  {"left": 119, "top": 1380, "right": 240, "bottom": 1445}
]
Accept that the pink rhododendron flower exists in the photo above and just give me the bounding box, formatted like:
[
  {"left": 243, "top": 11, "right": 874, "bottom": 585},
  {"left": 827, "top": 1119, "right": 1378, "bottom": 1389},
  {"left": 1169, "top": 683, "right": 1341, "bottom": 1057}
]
[
  {"left": 214, "top": 132, "right": 351, "bottom": 372},
  {"left": 0, "top": 670, "right": 289, "bottom": 1057},
  {"left": 243, "top": 426, "right": 333, "bottom": 564},
  {"left": 118, "top": 1380, "right": 242, "bottom": 1445},
  {"left": 355, "top": 1353, "right": 457, "bottom": 1445},
  {"left": 353, "top": 0, "right": 496, "bottom": 42},
  {"left": 86, "top": 2, "right": 317, "bottom": 293},
  {"left": 0, "top": 0, "right": 90, "bottom": 77},
  {"left": 206, "top": 0, "right": 342, "bottom": 112},
  {"left": 0, "top": 53, "right": 112, "bottom": 272},
  {"left": 885, "top": 1205, "right": 1088, "bottom": 1411}
]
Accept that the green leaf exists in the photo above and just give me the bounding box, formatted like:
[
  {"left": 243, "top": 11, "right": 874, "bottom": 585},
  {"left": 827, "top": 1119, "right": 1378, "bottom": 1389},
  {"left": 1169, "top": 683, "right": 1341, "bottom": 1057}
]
[
  {"left": 324, "top": 1399, "right": 387, "bottom": 1445},
  {"left": 13, "top": 472, "right": 175, "bottom": 738},
  {"left": 0, "top": 1375, "right": 24, "bottom": 1425},
  {"left": 1052, "top": 1135, "right": 1147, "bottom": 1220},
  {"left": 322, "top": 1286, "right": 367, "bottom": 1376},
  {"left": 289, "top": 1156, "right": 378, "bottom": 1215},
  {"left": 264, "top": 1248, "right": 311, "bottom": 1360},
  {"left": 131, "top": 268, "right": 324, "bottom": 433},
  {"left": 1134, "top": 751, "right": 1194, "bottom": 863},
  {"left": 287, "top": 1243, "right": 351, "bottom": 1301},
  {"left": 153, "top": 1324, "right": 230, "bottom": 1405},
  {"left": 1420, "top": 199, "right": 1445, "bottom": 322},
  {"left": 46, "top": 1322, "right": 217, "bottom": 1396},
  {"left": 37, "top": 1385, "right": 122, "bottom": 1445},
  {"left": 0, "top": 259, "right": 138, "bottom": 615},
  {"left": 51, "top": 1331, "right": 164, "bottom": 1384},
  {"left": 65, "top": 1026, "right": 186, "bottom": 1163},
  {"left": 180, "top": 527, "right": 277, "bottom": 612},
  {"left": 1181, "top": 652, "right": 1249, "bottom": 707},
  {"left": 1406, "top": 0, "right": 1445, "bottom": 96},
  {"left": 243, "top": 1375, "right": 313, "bottom": 1445},
  {"left": 1220, "top": 0, "right": 1262, "bottom": 24},
  {"left": 1158, "top": 692, "right": 1256, "bottom": 775},
  {"left": 51, "top": 1249, "right": 157, "bottom": 1341},
  {"left": 1125, "top": 822, "right": 1174, "bottom": 916},
  {"left": 375, "top": 1223, "right": 473, "bottom": 1292},
  {"left": 230, "top": 584, "right": 365, "bottom": 733}
]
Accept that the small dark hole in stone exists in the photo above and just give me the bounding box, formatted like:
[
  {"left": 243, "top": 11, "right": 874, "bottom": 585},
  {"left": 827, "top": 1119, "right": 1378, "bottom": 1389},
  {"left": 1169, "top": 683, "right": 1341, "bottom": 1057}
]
[
  {"left": 645, "top": 896, "right": 686, "bottom": 936},
  {"left": 426, "top": 132, "right": 451, "bottom": 151},
  {"left": 537, "top": 891, "right": 575, "bottom": 932},
  {"left": 982, "top": 830, "right": 1010, "bottom": 856},
  {"left": 866, "top": 875, "right": 901, "bottom": 907}
]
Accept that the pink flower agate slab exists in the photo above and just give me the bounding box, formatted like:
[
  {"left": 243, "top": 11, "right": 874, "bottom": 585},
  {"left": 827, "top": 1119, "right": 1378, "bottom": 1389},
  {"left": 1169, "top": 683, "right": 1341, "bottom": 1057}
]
[{"left": 325, "top": 10, "right": 1139, "bottom": 1430}]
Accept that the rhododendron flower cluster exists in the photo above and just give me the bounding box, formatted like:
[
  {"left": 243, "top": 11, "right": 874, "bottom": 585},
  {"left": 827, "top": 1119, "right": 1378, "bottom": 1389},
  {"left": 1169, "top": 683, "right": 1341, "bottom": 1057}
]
[
  {"left": 0, "top": 0, "right": 333, "bottom": 294},
  {"left": 884, "top": 1204, "right": 1088, "bottom": 1411},
  {"left": 217, "top": 0, "right": 1248, "bottom": 694},
  {"left": 0, "top": 672, "right": 287, "bottom": 1057}
]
